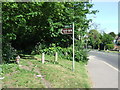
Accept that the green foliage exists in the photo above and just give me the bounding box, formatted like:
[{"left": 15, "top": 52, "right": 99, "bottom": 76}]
[
  {"left": 32, "top": 43, "right": 63, "bottom": 55},
  {"left": 75, "top": 40, "right": 89, "bottom": 62},
  {"left": 88, "top": 30, "right": 115, "bottom": 50},
  {"left": 109, "top": 32, "right": 116, "bottom": 38},
  {"left": 32, "top": 42, "right": 88, "bottom": 62},
  {"left": 2, "top": 2, "right": 97, "bottom": 62},
  {"left": 106, "top": 44, "right": 114, "bottom": 50},
  {"left": 75, "top": 50, "right": 88, "bottom": 62},
  {"left": 31, "top": 42, "right": 46, "bottom": 54},
  {"left": 1, "top": 55, "right": 91, "bottom": 88},
  {"left": 101, "top": 32, "right": 114, "bottom": 45},
  {"left": 0, "top": 2, "right": 1, "bottom": 23},
  {"left": 88, "top": 29, "right": 101, "bottom": 49},
  {"left": 2, "top": 39, "right": 17, "bottom": 63},
  {"left": 31, "top": 55, "right": 91, "bottom": 88},
  {"left": 75, "top": 49, "right": 88, "bottom": 63},
  {"left": 1, "top": 62, "right": 44, "bottom": 88},
  {"left": 42, "top": 46, "right": 63, "bottom": 55},
  {"left": 60, "top": 47, "right": 73, "bottom": 60},
  {"left": 60, "top": 41, "right": 89, "bottom": 62}
]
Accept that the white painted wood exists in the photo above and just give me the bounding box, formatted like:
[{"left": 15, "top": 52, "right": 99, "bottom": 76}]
[
  {"left": 72, "top": 22, "right": 75, "bottom": 72},
  {"left": 42, "top": 53, "right": 45, "bottom": 64}
]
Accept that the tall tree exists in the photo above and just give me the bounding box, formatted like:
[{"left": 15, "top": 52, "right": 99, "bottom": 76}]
[
  {"left": 2, "top": 2, "right": 97, "bottom": 62},
  {"left": 101, "top": 32, "right": 114, "bottom": 50},
  {"left": 109, "top": 32, "right": 116, "bottom": 38},
  {"left": 88, "top": 29, "right": 101, "bottom": 49}
]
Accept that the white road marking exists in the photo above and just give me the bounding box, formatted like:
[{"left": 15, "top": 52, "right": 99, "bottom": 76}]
[
  {"left": 101, "top": 61, "right": 119, "bottom": 72},
  {"left": 89, "top": 55, "right": 119, "bottom": 72}
]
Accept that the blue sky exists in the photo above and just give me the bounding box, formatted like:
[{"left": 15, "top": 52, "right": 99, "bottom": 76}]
[{"left": 87, "top": 2, "right": 118, "bottom": 34}]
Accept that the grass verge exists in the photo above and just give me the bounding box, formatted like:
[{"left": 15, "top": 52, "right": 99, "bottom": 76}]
[{"left": 1, "top": 54, "right": 91, "bottom": 88}]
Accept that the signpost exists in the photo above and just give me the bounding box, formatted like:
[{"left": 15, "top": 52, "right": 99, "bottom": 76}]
[
  {"left": 72, "top": 22, "right": 74, "bottom": 72},
  {"left": 61, "top": 23, "right": 75, "bottom": 72}
]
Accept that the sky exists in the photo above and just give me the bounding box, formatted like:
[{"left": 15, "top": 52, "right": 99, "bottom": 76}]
[{"left": 87, "top": 1, "right": 118, "bottom": 34}]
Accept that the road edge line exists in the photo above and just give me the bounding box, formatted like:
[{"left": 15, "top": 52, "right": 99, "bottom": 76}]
[{"left": 101, "top": 61, "right": 119, "bottom": 72}]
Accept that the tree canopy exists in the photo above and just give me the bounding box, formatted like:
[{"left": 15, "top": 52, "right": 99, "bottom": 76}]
[
  {"left": 2, "top": 2, "right": 97, "bottom": 62},
  {"left": 109, "top": 32, "right": 116, "bottom": 38},
  {"left": 88, "top": 29, "right": 101, "bottom": 49}
]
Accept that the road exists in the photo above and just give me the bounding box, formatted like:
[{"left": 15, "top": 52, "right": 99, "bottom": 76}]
[
  {"left": 89, "top": 50, "right": 118, "bottom": 69},
  {"left": 87, "top": 50, "right": 119, "bottom": 88}
]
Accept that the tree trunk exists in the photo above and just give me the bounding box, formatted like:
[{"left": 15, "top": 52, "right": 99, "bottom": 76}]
[
  {"left": 104, "top": 46, "right": 106, "bottom": 51},
  {"left": 98, "top": 44, "right": 100, "bottom": 50}
]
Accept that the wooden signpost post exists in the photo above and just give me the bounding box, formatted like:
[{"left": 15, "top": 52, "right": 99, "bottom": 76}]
[
  {"left": 54, "top": 52, "right": 58, "bottom": 64},
  {"left": 61, "top": 23, "right": 75, "bottom": 72}
]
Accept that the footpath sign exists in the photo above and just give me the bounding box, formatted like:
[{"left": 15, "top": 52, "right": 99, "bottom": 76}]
[{"left": 61, "top": 28, "right": 72, "bottom": 34}]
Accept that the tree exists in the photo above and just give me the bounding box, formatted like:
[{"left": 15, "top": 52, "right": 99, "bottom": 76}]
[
  {"left": 114, "top": 32, "right": 120, "bottom": 46},
  {"left": 2, "top": 2, "right": 97, "bottom": 62},
  {"left": 109, "top": 32, "right": 116, "bottom": 38},
  {"left": 101, "top": 32, "right": 114, "bottom": 50},
  {"left": 88, "top": 29, "right": 101, "bottom": 49}
]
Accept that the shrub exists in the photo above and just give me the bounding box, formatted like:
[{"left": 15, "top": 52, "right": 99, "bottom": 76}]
[
  {"left": 31, "top": 42, "right": 46, "bottom": 54},
  {"left": 41, "top": 46, "right": 63, "bottom": 55},
  {"left": 60, "top": 47, "right": 73, "bottom": 60},
  {"left": 75, "top": 49, "right": 88, "bottom": 63},
  {"left": 60, "top": 45, "right": 89, "bottom": 63},
  {"left": 32, "top": 42, "right": 63, "bottom": 55},
  {"left": 2, "top": 41, "right": 17, "bottom": 63},
  {"left": 32, "top": 41, "right": 89, "bottom": 63},
  {"left": 106, "top": 44, "right": 114, "bottom": 50}
]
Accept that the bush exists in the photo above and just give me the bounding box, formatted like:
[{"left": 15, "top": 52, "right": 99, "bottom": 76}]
[
  {"left": 106, "top": 44, "right": 114, "bottom": 50},
  {"left": 32, "top": 43, "right": 63, "bottom": 55},
  {"left": 75, "top": 49, "right": 88, "bottom": 63},
  {"left": 75, "top": 40, "right": 89, "bottom": 63},
  {"left": 60, "top": 47, "right": 73, "bottom": 60},
  {"left": 60, "top": 45, "right": 89, "bottom": 63},
  {"left": 32, "top": 41, "right": 89, "bottom": 63},
  {"left": 31, "top": 42, "right": 46, "bottom": 54},
  {"left": 2, "top": 41, "right": 17, "bottom": 63},
  {"left": 41, "top": 46, "right": 63, "bottom": 55}
]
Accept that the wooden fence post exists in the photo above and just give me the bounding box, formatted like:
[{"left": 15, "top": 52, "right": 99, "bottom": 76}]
[
  {"left": 54, "top": 52, "right": 58, "bottom": 63},
  {"left": 16, "top": 55, "right": 20, "bottom": 64},
  {"left": 42, "top": 53, "right": 45, "bottom": 64}
]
